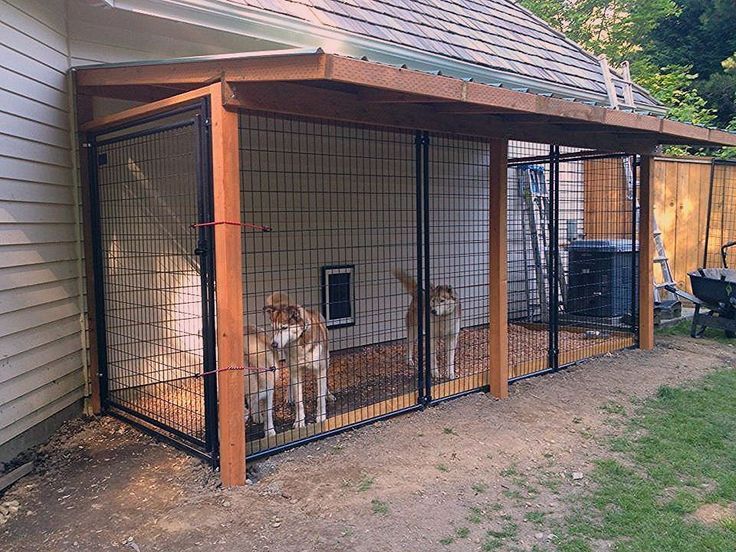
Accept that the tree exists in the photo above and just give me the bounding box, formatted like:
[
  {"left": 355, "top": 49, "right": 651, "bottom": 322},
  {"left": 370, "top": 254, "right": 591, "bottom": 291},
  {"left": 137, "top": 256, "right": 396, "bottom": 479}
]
[{"left": 520, "top": 0, "right": 679, "bottom": 64}]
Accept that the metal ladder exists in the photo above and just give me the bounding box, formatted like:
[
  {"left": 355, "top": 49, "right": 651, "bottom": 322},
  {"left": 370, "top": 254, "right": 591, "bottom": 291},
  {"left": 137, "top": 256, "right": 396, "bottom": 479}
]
[
  {"left": 600, "top": 56, "right": 681, "bottom": 317},
  {"left": 517, "top": 164, "right": 567, "bottom": 321}
]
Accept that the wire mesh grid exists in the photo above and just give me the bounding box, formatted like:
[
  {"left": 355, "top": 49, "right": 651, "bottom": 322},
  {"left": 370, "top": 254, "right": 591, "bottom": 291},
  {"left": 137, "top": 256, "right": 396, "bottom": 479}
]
[
  {"left": 239, "top": 112, "right": 421, "bottom": 455},
  {"left": 705, "top": 160, "right": 736, "bottom": 269},
  {"left": 506, "top": 142, "right": 638, "bottom": 379},
  {"left": 95, "top": 122, "right": 207, "bottom": 445},
  {"left": 427, "top": 133, "right": 491, "bottom": 399}
]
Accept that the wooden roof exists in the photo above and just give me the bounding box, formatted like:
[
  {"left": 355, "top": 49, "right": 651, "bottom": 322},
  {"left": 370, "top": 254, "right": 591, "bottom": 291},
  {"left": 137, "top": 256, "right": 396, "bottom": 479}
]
[
  {"left": 222, "top": 0, "right": 660, "bottom": 108},
  {"left": 75, "top": 51, "right": 736, "bottom": 152}
]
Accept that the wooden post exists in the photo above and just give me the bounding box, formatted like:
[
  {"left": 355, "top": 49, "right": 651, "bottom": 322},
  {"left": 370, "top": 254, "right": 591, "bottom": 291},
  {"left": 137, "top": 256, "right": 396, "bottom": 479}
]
[
  {"left": 639, "top": 155, "right": 655, "bottom": 350},
  {"left": 211, "top": 84, "right": 246, "bottom": 486},
  {"left": 489, "top": 139, "right": 509, "bottom": 398},
  {"left": 73, "top": 84, "right": 103, "bottom": 415}
]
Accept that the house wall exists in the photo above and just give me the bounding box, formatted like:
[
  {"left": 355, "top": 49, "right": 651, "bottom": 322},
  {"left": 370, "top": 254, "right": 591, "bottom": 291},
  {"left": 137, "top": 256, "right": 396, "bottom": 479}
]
[
  {"left": 0, "top": 0, "right": 84, "bottom": 462},
  {"left": 0, "top": 0, "right": 289, "bottom": 462},
  {"left": 239, "top": 114, "right": 491, "bottom": 351}
]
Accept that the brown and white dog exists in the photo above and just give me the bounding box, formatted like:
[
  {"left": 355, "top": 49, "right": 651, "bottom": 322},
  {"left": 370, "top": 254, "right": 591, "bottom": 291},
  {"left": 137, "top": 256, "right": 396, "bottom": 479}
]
[
  {"left": 393, "top": 269, "right": 461, "bottom": 380},
  {"left": 263, "top": 292, "right": 330, "bottom": 428},
  {"left": 244, "top": 325, "right": 279, "bottom": 437}
]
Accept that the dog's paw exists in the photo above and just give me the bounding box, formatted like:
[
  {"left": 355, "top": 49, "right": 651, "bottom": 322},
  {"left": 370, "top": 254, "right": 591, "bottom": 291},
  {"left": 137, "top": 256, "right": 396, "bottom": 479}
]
[
  {"left": 327, "top": 392, "right": 336, "bottom": 402},
  {"left": 316, "top": 414, "right": 327, "bottom": 424},
  {"left": 265, "top": 429, "right": 276, "bottom": 437},
  {"left": 293, "top": 420, "right": 306, "bottom": 429}
]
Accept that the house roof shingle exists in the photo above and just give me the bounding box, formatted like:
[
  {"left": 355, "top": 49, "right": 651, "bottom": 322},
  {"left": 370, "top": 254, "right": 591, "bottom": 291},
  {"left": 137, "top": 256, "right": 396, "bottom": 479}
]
[{"left": 224, "top": 0, "right": 661, "bottom": 109}]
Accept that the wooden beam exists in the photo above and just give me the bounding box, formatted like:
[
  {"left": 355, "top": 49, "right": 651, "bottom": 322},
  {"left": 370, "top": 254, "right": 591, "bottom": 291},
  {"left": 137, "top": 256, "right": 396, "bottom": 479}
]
[
  {"left": 210, "top": 83, "right": 246, "bottom": 486},
  {"left": 78, "top": 84, "right": 192, "bottom": 103},
  {"left": 75, "top": 52, "right": 736, "bottom": 147},
  {"left": 74, "top": 84, "right": 102, "bottom": 415},
  {"left": 639, "top": 155, "right": 655, "bottom": 350},
  {"left": 489, "top": 139, "right": 509, "bottom": 398},
  {"left": 225, "top": 82, "right": 659, "bottom": 154},
  {"left": 81, "top": 84, "right": 220, "bottom": 132},
  {"left": 75, "top": 51, "right": 328, "bottom": 87}
]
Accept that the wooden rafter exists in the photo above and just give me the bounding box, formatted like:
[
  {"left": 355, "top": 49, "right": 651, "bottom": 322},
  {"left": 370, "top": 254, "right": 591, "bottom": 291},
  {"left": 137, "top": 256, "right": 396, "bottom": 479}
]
[{"left": 75, "top": 52, "right": 736, "bottom": 148}]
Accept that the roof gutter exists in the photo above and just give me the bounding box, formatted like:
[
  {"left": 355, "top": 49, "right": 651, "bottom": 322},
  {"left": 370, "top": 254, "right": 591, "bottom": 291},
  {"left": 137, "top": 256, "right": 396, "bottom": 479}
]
[{"left": 102, "top": 0, "right": 667, "bottom": 116}]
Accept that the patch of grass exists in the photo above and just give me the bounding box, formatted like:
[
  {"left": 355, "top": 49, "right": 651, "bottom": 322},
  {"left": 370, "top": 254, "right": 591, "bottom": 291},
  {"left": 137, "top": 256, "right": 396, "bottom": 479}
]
[
  {"left": 443, "top": 427, "right": 458, "bottom": 436},
  {"left": 502, "top": 489, "right": 524, "bottom": 500},
  {"left": 599, "top": 400, "right": 626, "bottom": 416},
  {"left": 467, "top": 506, "right": 485, "bottom": 524},
  {"left": 525, "top": 511, "right": 546, "bottom": 525},
  {"left": 370, "top": 498, "right": 389, "bottom": 515},
  {"left": 455, "top": 527, "right": 470, "bottom": 539},
  {"left": 558, "top": 368, "right": 736, "bottom": 551},
  {"left": 331, "top": 444, "right": 344, "bottom": 454},
  {"left": 538, "top": 472, "right": 563, "bottom": 493},
  {"left": 356, "top": 475, "right": 374, "bottom": 492},
  {"left": 500, "top": 465, "right": 519, "bottom": 477},
  {"left": 439, "top": 536, "right": 454, "bottom": 545},
  {"left": 472, "top": 482, "right": 489, "bottom": 494},
  {"left": 482, "top": 523, "right": 519, "bottom": 551},
  {"left": 657, "top": 319, "right": 735, "bottom": 344},
  {"left": 436, "top": 463, "right": 450, "bottom": 473}
]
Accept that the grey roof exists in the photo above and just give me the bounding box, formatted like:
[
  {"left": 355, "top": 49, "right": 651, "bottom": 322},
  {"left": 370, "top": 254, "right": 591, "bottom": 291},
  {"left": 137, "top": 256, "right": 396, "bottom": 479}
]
[{"left": 225, "top": 0, "right": 661, "bottom": 108}]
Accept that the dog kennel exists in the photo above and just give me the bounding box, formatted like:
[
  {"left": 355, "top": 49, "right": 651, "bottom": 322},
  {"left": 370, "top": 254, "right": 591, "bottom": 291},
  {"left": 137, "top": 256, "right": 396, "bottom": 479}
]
[{"left": 74, "top": 51, "right": 735, "bottom": 484}]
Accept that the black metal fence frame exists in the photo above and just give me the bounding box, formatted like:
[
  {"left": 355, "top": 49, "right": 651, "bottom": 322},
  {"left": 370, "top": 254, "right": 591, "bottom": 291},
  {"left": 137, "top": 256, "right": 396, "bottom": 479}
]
[{"left": 88, "top": 100, "right": 219, "bottom": 463}]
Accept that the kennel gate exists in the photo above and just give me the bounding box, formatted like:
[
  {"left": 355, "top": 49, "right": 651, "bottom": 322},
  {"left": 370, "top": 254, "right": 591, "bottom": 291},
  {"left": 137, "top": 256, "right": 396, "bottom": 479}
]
[
  {"left": 506, "top": 145, "right": 640, "bottom": 381},
  {"left": 238, "top": 115, "right": 639, "bottom": 458},
  {"left": 240, "top": 115, "right": 493, "bottom": 458},
  {"left": 88, "top": 101, "right": 219, "bottom": 461}
]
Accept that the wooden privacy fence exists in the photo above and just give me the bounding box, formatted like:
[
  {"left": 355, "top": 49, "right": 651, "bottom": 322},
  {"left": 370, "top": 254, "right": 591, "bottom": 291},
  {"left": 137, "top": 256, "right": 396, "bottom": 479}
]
[
  {"left": 652, "top": 156, "right": 735, "bottom": 292},
  {"left": 587, "top": 155, "right": 735, "bottom": 294}
]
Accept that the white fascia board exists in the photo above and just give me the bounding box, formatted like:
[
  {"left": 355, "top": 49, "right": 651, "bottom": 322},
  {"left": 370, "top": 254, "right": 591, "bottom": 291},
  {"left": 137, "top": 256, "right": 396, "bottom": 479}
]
[{"left": 105, "top": 0, "right": 667, "bottom": 115}]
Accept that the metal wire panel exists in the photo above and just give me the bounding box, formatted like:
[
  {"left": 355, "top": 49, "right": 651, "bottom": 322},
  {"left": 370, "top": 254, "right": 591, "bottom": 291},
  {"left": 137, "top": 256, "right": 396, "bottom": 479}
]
[
  {"left": 427, "top": 134, "right": 491, "bottom": 400},
  {"left": 705, "top": 160, "right": 736, "bottom": 268},
  {"left": 507, "top": 142, "right": 553, "bottom": 378},
  {"left": 506, "top": 144, "right": 638, "bottom": 380},
  {"left": 94, "top": 118, "right": 211, "bottom": 448},
  {"left": 239, "top": 113, "right": 421, "bottom": 457}
]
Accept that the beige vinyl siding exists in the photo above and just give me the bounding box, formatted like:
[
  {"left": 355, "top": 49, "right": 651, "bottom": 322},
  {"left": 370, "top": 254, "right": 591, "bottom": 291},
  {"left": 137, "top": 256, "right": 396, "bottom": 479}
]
[
  {"left": 0, "top": 0, "right": 84, "bottom": 454},
  {"left": 0, "top": 0, "right": 289, "bottom": 458}
]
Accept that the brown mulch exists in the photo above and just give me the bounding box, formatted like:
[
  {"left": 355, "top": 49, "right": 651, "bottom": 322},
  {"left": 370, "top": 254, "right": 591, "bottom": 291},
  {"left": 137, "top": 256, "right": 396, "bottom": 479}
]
[{"left": 113, "top": 324, "right": 617, "bottom": 440}]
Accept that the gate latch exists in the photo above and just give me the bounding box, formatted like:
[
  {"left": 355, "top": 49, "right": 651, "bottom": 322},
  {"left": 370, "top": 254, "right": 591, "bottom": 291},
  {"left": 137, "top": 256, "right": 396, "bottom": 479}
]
[{"left": 194, "top": 247, "right": 207, "bottom": 255}]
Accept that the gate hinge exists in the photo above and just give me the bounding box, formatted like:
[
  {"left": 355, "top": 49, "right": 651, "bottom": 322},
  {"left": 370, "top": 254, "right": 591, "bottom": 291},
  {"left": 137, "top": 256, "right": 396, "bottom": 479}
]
[
  {"left": 203, "top": 118, "right": 211, "bottom": 127},
  {"left": 81, "top": 142, "right": 93, "bottom": 148}
]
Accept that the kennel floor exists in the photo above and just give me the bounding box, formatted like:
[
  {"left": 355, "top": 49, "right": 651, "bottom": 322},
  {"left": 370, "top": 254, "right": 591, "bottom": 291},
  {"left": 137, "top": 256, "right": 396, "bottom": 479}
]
[{"left": 105, "top": 325, "right": 634, "bottom": 451}]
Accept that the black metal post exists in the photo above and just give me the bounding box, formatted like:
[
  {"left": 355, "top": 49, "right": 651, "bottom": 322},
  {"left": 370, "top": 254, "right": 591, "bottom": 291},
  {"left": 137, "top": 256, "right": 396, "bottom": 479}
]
[
  {"left": 551, "top": 145, "right": 560, "bottom": 371},
  {"left": 87, "top": 138, "right": 109, "bottom": 408},
  {"left": 195, "top": 100, "right": 220, "bottom": 465},
  {"left": 422, "top": 131, "right": 432, "bottom": 403},
  {"left": 414, "top": 131, "right": 425, "bottom": 403},
  {"left": 631, "top": 155, "right": 639, "bottom": 342}
]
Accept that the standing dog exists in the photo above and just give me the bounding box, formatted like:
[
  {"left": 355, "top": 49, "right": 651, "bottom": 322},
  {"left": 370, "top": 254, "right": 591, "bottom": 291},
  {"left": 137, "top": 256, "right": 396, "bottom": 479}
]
[
  {"left": 244, "top": 325, "right": 279, "bottom": 437},
  {"left": 263, "top": 292, "right": 330, "bottom": 428},
  {"left": 393, "top": 269, "right": 461, "bottom": 380}
]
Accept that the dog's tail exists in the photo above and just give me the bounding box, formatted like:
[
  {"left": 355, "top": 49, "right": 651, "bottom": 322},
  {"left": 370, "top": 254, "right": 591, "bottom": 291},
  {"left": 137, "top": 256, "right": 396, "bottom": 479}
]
[
  {"left": 392, "top": 269, "right": 417, "bottom": 295},
  {"left": 265, "top": 291, "right": 292, "bottom": 307}
]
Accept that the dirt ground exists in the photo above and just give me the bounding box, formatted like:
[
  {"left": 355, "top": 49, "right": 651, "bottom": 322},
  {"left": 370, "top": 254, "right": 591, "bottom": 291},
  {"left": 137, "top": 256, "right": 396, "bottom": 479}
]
[{"left": 2, "top": 335, "right": 734, "bottom": 552}]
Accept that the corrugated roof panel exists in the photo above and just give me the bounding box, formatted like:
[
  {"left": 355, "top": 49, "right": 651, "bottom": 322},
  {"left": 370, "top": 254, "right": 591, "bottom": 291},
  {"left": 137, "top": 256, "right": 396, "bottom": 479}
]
[{"left": 227, "top": 0, "right": 660, "bottom": 107}]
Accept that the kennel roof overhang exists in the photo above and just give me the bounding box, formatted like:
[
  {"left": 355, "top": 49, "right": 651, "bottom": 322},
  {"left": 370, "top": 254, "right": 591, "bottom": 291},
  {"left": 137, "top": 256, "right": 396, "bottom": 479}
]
[{"left": 75, "top": 49, "right": 736, "bottom": 153}]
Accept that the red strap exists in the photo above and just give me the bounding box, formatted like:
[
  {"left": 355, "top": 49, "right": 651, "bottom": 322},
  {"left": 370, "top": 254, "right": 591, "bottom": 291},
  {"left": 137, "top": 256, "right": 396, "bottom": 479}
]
[
  {"left": 196, "top": 365, "right": 277, "bottom": 378},
  {"left": 190, "top": 220, "right": 271, "bottom": 232}
]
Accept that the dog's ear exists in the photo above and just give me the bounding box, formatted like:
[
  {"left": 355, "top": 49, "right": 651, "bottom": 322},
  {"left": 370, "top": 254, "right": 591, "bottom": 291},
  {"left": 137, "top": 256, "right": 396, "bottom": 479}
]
[{"left": 263, "top": 305, "right": 275, "bottom": 316}]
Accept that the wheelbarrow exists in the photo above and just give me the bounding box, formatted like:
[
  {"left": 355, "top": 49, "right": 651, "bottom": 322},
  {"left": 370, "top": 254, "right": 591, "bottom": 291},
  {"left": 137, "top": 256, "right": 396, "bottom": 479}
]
[{"left": 665, "top": 241, "right": 736, "bottom": 339}]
